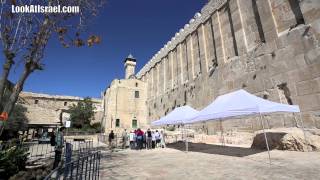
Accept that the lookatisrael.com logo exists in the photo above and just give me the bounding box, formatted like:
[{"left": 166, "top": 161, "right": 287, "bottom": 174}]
[{"left": 11, "top": 4, "right": 80, "bottom": 13}]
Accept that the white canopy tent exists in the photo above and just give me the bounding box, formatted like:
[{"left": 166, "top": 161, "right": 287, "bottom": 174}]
[
  {"left": 188, "top": 89, "right": 300, "bottom": 124},
  {"left": 152, "top": 89, "right": 302, "bottom": 164},
  {"left": 185, "top": 89, "right": 301, "bottom": 164},
  {"left": 151, "top": 106, "right": 199, "bottom": 126}
]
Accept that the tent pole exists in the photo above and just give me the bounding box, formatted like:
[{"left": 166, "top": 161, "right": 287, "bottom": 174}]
[
  {"left": 297, "top": 113, "right": 308, "bottom": 146},
  {"left": 259, "top": 113, "right": 271, "bottom": 165},
  {"left": 220, "top": 119, "right": 225, "bottom": 146},
  {"left": 293, "top": 113, "right": 299, "bottom": 128},
  {"left": 184, "top": 124, "right": 188, "bottom": 153}
]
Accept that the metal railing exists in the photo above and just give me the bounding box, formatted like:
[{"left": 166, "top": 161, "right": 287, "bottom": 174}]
[
  {"left": 44, "top": 150, "right": 101, "bottom": 180},
  {"left": 23, "top": 140, "right": 96, "bottom": 160}
]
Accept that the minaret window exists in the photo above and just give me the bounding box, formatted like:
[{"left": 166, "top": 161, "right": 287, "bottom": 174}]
[{"left": 135, "top": 91, "right": 139, "bottom": 98}]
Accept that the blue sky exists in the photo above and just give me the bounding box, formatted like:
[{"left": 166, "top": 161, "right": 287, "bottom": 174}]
[{"left": 1, "top": 0, "right": 207, "bottom": 98}]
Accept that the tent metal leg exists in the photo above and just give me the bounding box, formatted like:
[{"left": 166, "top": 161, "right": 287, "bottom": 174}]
[
  {"left": 186, "top": 125, "right": 188, "bottom": 153},
  {"left": 220, "top": 119, "right": 225, "bottom": 146},
  {"left": 259, "top": 113, "right": 271, "bottom": 165},
  {"left": 298, "top": 113, "right": 309, "bottom": 146}
]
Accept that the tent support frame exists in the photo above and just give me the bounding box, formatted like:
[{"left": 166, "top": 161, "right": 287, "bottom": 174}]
[{"left": 259, "top": 113, "right": 271, "bottom": 165}]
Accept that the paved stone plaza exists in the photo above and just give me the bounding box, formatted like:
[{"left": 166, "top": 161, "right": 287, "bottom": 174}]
[{"left": 100, "top": 146, "right": 320, "bottom": 180}]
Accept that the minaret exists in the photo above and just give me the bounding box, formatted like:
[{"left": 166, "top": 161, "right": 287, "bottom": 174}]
[{"left": 124, "top": 54, "right": 136, "bottom": 79}]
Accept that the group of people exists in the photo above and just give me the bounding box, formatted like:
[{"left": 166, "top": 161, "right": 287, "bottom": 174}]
[{"left": 108, "top": 128, "right": 165, "bottom": 150}]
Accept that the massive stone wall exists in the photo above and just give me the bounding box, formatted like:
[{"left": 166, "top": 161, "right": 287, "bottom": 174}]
[
  {"left": 19, "top": 92, "right": 103, "bottom": 126},
  {"left": 137, "top": 0, "right": 320, "bottom": 132}
]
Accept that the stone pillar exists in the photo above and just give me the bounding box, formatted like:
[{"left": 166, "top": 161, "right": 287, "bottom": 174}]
[
  {"left": 171, "top": 49, "right": 178, "bottom": 87},
  {"left": 192, "top": 31, "right": 201, "bottom": 77},
  {"left": 211, "top": 12, "right": 226, "bottom": 65},
  {"left": 237, "top": 0, "right": 264, "bottom": 50},
  {"left": 165, "top": 56, "right": 172, "bottom": 91},
  {"left": 181, "top": 40, "right": 189, "bottom": 83},
  {"left": 186, "top": 35, "right": 195, "bottom": 80},
  {"left": 162, "top": 57, "right": 166, "bottom": 92},
  {"left": 256, "top": 0, "right": 278, "bottom": 42},
  {"left": 152, "top": 65, "right": 158, "bottom": 97},
  {"left": 204, "top": 18, "right": 217, "bottom": 71},
  {"left": 147, "top": 71, "right": 152, "bottom": 99},
  {"left": 218, "top": 4, "right": 237, "bottom": 60},
  {"left": 197, "top": 24, "right": 209, "bottom": 75},
  {"left": 229, "top": 0, "right": 247, "bottom": 55},
  {"left": 158, "top": 60, "right": 164, "bottom": 95},
  {"left": 168, "top": 52, "right": 174, "bottom": 89},
  {"left": 268, "top": 0, "right": 303, "bottom": 34},
  {"left": 176, "top": 43, "right": 183, "bottom": 85}
]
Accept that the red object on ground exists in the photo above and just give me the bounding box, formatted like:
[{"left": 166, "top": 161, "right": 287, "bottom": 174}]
[{"left": 0, "top": 112, "right": 8, "bottom": 121}]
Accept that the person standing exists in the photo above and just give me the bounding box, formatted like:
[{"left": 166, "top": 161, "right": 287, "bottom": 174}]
[
  {"left": 121, "top": 129, "right": 128, "bottom": 149},
  {"left": 155, "top": 130, "right": 161, "bottom": 148},
  {"left": 160, "top": 130, "right": 166, "bottom": 148},
  {"left": 151, "top": 131, "right": 156, "bottom": 149},
  {"left": 146, "top": 129, "right": 152, "bottom": 149},
  {"left": 53, "top": 127, "right": 65, "bottom": 169},
  {"left": 136, "top": 128, "right": 144, "bottom": 150},
  {"left": 108, "top": 130, "right": 115, "bottom": 150},
  {"left": 129, "top": 131, "right": 135, "bottom": 149},
  {"left": 50, "top": 129, "right": 56, "bottom": 147}
]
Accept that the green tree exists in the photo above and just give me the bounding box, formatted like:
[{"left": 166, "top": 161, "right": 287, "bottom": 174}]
[{"left": 68, "top": 97, "right": 95, "bottom": 129}]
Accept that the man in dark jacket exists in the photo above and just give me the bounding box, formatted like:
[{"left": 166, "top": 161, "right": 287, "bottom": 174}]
[
  {"left": 108, "top": 130, "right": 115, "bottom": 150},
  {"left": 53, "top": 127, "right": 65, "bottom": 169}
]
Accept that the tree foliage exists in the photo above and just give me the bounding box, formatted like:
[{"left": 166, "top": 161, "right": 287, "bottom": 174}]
[
  {"left": 68, "top": 97, "right": 95, "bottom": 129},
  {"left": 0, "top": 0, "right": 105, "bottom": 135},
  {"left": 0, "top": 140, "right": 29, "bottom": 179}
]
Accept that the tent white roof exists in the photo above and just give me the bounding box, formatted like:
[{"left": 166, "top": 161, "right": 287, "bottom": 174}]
[
  {"left": 187, "top": 89, "right": 300, "bottom": 124},
  {"left": 151, "top": 106, "right": 199, "bottom": 126}
]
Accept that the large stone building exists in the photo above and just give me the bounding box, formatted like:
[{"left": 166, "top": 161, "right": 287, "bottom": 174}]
[
  {"left": 102, "top": 55, "right": 148, "bottom": 133},
  {"left": 131, "top": 0, "right": 320, "bottom": 132},
  {"left": 20, "top": 0, "right": 320, "bottom": 134},
  {"left": 19, "top": 92, "right": 103, "bottom": 128}
]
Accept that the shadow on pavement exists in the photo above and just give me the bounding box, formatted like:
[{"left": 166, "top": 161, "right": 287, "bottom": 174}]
[{"left": 167, "top": 142, "right": 264, "bottom": 157}]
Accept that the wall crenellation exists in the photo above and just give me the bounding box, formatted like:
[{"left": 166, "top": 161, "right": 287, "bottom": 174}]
[{"left": 137, "top": 0, "right": 228, "bottom": 78}]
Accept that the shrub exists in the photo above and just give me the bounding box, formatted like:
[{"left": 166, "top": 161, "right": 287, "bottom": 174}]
[{"left": 0, "top": 141, "right": 29, "bottom": 179}]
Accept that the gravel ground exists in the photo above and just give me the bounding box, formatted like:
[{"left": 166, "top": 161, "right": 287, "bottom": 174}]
[{"left": 100, "top": 142, "right": 320, "bottom": 180}]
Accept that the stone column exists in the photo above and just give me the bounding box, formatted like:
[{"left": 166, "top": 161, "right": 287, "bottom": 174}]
[
  {"left": 162, "top": 57, "right": 166, "bottom": 93},
  {"left": 181, "top": 40, "right": 189, "bottom": 83},
  {"left": 204, "top": 18, "right": 217, "bottom": 71},
  {"left": 192, "top": 31, "right": 201, "bottom": 77},
  {"left": 256, "top": 0, "right": 278, "bottom": 42},
  {"left": 211, "top": 12, "right": 226, "bottom": 66},
  {"left": 218, "top": 4, "right": 237, "bottom": 60},
  {"left": 237, "top": 0, "right": 263, "bottom": 50},
  {"left": 229, "top": 0, "right": 247, "bottom": 55},
  {"left": 171, "top": 49, "right": 178, "bottom": 87},
  {"left": 152, "top": 65, "right": 158, "bottom": 97},
  {"left": 176, "top": 43, "right": 183, "bottom": 85},
  {"left": 268, "top": 0, "right": 302, "bottom": 34},
  {"left": 186, "top": 35, "right": 195, "bottom": 80},
  {"left": 158, "top": 60, "right": 164, "bottom": 95},
  {"left": 165, "top": 56, "right": 172, "bottom": 91},
  {"left": 197, "top": 24, "right": 209, "bottom": 75}
]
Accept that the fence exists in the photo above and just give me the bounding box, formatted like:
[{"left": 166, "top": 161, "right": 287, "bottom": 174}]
[
  {"left": 44, "top": 150, "right": 101, "bottom": 180},
  {"left": 23, "top": 140, "right": 95, "bottom": 160},
  {"left": 98, "top": 134, "right": 125, "bottom": 148}
]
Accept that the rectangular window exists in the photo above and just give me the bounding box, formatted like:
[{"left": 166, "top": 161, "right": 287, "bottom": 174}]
[
  {"left": 34, "top": 99, "right": 39, "bottom": 104},
  {"left": 132, "top": 119, "right": 137, "bottom": 128},
  {"left": 64, "top": 102, "right": 68, "bottom": 106},
  {"left": 135, "top": 91, "right": 139, "bottom": 98},
  {"left": 116, "top": 119, "right": 120, "bottom": 127}
]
